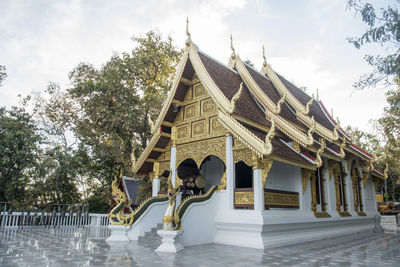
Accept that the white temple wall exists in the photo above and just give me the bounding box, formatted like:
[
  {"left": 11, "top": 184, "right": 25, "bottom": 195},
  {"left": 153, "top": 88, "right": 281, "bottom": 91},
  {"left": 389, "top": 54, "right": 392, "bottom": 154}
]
[
  {"left": 324, "top": 159, "right": 337, "bottom": 214},
  {"left": 199, "top": 156, "right": 225, "bottom": 192},
  {"left": 364, "top": 180, "right": 376, "bottom": 213},
  {"left": 266, "top": 161, "right": 301, "bottom": 192},
  {"left": 344, "top": 159, "right": 355, "bottom": 214},
  {"left": 180, "top": 191, "right": 220, "bottom": 246}
]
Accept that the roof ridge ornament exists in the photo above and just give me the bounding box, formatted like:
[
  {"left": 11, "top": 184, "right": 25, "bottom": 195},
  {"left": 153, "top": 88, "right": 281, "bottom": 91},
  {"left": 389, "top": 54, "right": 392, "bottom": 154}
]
[
  {"left": 147, "top": 113, "right": 155, "bottom": 133},
  {"left": 260, "top": 45, "right": 268, "bottom": 75},
  {"left": 339, "top": 138, "right": 346, "bottom": 158},
  {"left": 384, "top": 163, "right": 389, "bottom": 179},
  {"left": 333, "top": 117, "right": 340, "bottom": 138},
  {"left": 185, "top": 17, "right": 192, "bottom": 47},
  {"left": 230, "top": 35, "right": 236, "bottom": 59},
  {"left": 264, "top": 118, "right": 275, "bottom": 150},
  {"left": 305, "top": 96, "right": 314, "bottom": 114},
  {"left": 274, "top": 92, "right": 287, "bottom": 114},
  {"left": 307, "top": 116, "right": 316, "bottom": 144},
  {"left": 262, "top": 45, "right": 267, "bottom": 68},
  {"left": 315, "top": 138, "right": 326, "bottom": 167},
  {"left": 228, "top": 82, "right": 243, "bottom": 114}
]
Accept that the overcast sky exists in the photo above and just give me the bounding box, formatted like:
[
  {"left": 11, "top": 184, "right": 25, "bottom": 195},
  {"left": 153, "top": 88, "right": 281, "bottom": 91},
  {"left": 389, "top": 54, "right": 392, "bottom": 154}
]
[{"left": 0, "top": 0, "right": 395, "bottom": 132}]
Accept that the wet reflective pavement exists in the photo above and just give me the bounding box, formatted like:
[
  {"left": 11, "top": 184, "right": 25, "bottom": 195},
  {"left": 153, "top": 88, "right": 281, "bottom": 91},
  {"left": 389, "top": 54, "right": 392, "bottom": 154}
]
[{"left": 0, "top": 227, "right": 399, "bottom": 266}]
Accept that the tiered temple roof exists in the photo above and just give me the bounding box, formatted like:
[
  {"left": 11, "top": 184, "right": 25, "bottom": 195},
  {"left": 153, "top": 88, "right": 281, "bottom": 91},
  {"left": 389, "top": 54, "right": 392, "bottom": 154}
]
[{"left": 133, "top": 37, "right": 385, "bottom": 179}]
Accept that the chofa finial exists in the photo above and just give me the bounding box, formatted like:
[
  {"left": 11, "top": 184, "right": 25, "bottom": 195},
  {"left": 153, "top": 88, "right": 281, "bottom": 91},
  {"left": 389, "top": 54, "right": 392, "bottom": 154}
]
[
  {"left": 262, "top": 45, "right": 267, "bottom": 67},
  {"left": 186, "top": 17, "right": 191, "bottom": 46},
  {"left": 316, "top": 88, "right": 319, "bottom": 100},
  {"left": 230, "top": 35, "right": 236, "bottom": 58}
]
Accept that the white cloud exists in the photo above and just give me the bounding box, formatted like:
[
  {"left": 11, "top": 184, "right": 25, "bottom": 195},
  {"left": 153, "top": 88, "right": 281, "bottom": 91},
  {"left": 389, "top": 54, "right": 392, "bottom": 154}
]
[{"left": 0, "top": 0, "right": 391, "bottom": 133}]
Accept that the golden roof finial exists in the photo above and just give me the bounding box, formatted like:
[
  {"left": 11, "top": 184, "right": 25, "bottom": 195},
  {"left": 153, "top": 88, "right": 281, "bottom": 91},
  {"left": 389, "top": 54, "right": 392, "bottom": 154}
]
[
  {"left": 262, "top": 45, "right": 267, "bottom": 67},
  {"left": 185, "top": 17, "right": 191, "bottom": 46},
  {"left": 316, "top": 88, "right": 319, "bottom": 100},
  {"left": 230, "top": 34, "right": 236, "bottom": 59}
]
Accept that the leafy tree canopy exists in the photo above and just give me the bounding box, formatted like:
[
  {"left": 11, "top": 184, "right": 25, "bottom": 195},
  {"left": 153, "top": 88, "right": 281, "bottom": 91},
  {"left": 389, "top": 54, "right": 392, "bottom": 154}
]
[
  {"left": 0, "top": 65, "right": 6, "bottom": 86},
  {"left": 0, "top": 106, "right": 41, "bottom": 205},
  {"left": 347, "top": 0, "right": 400, "bottom": 89}
]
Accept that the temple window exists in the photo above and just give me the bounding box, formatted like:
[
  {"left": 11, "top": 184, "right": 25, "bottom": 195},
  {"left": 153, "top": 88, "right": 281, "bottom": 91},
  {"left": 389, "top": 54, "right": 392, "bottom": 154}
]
[{"left": 235, "top": 161, "right": 252, "bottom": 188}]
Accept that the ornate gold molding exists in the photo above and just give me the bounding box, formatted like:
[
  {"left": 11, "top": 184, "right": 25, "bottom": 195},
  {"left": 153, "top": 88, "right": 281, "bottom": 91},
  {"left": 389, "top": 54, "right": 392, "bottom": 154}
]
[
  {"left": 233, "top": 147, "right": 253, "bottom": 166},
  {"left": 234, "top": 191, "right": 254, "bottom": 205},
  {"left": 218, "top": 110, "right": 273, "bottom": 157},
  {"left": 301, "top": 169, "right": 313, "bottom": 195},
  {"left": 315, "top": 138, "right": 326, "bottom": 168},
  {"left": 176, "top": 137, "right": 226, "bottom": 168},
  {"left": 261, "top": 62, "right": 339, "bottom": 142},
  {"left": 217, "top": 172, "right": 227, "bottom": 191}
]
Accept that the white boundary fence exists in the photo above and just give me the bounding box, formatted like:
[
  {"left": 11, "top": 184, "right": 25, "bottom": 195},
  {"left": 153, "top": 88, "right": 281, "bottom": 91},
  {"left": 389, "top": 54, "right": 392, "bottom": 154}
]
[{"left": 0, "top": 211, "right": 109, "bottom": 229}]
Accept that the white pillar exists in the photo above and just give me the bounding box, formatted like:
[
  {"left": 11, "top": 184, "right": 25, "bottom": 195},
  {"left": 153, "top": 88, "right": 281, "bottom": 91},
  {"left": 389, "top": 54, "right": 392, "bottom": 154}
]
[
  {"left": 170, "top": 146, "right": 177, "bottom": 187},
  {"left": 152, "top": 178, "right": 160, "bottom": 196},
  {"left": 253, "top": 168, "right": 263, "bottom": 211},
  {"left": 226, "top": 135, "right": 235, "bottom": 209}
]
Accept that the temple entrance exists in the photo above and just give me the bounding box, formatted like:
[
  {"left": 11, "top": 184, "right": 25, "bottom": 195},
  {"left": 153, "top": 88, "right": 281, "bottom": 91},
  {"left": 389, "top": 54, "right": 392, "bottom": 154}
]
[
  {"left": 199, "top": 156, "right": 225, "bottom": 192},
  {"left": 177, "top": 156, "right": 225, "bottom": 198}
]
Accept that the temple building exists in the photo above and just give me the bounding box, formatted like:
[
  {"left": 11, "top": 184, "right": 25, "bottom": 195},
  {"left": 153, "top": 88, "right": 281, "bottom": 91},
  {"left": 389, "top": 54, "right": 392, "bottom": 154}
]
[{"left": 107, "top": 27, "right": 387, "bottom": 252}]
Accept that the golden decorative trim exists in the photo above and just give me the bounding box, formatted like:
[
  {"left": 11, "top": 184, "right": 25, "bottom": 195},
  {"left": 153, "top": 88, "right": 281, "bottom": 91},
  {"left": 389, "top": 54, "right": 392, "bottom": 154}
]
[
  {"left": 384, "top": 163, "right": 389, "bottom": 179},
  {"left": 233, "top": 147, "right": 253, "bottom": 167},
  {"left": 234, "top": 191, "right": 254, "bottom": 205},
  {"left": 153, "top": 162, "right": 160, "bottom": 177},
  {"left": 176, "top": 137, "right": 226, "bottom": 168},
  {"left": 314, "top": 211, "right": 331, "bottom": 218},
  {"left": 357, "top": 211, "right": 367, "bottom": 216},
  {"left": 292, "top": 142, "right": 301, "bottom": 152},
  {"left": 264, "top": 191, "right": 299, "bottom": 207},
  {"left": 339, "top": 211, "right": 352, "bottom": 217},
  {"left": 228, "top": 82, "right": 244, "bottom": 114},
  {"left": 261, "top": 61, "right": 339, "bottom": 142},
  {"left": 218, "top": 110, "right": 273, "bottom": 157},
  {"left": 217, "top": 172, "right": 227, "bottom": 191},
  {"left": 261, "top": 159, "right": 273, "bottom": 188},
  {"left": 234, "top": 55, "right": 315, "bottom": 147},
  {"left": 301, "top": 169, "right": 313, "bottom": 195},
  {"left": 315, "top": 138, "right": 326, "bottom": 168}
]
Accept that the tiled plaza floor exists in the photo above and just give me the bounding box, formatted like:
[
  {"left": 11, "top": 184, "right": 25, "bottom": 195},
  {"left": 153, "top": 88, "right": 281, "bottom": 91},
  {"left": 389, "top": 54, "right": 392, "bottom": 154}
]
[{"left": 0, "top": 226, "right": 399, "bottom": 266}]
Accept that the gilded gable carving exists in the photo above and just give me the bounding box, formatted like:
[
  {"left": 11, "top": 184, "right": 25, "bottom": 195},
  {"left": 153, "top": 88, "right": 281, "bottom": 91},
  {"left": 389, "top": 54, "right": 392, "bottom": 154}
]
[
  {"left": 202, "top": 98, "right": 215, "bottom": 114},
  {"left": 192, "top": 120, "right": 206, "bottom": 137},
  {"left": 177, "top": 124, "right": 189, "bottom": 139},
  {"left": 185, "top": 103, "right": 197, "bottom": 119},
  {"left": 210, "top": 116, "right": 223, "bottom": 133},
  {"left": 193, "top": 83, "right": 206, "bottom": 98}
]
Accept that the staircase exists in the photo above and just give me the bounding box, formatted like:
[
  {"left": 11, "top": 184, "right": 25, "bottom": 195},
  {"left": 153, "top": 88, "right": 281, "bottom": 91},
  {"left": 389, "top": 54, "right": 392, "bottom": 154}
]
[{"left": 138, "top": 223, "right": 163, "bottom": 246}]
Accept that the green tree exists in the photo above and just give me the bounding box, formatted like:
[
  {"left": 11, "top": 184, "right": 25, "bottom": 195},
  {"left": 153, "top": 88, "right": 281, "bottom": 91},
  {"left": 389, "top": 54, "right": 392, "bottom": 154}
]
[
  {"left": 0, "top": 106, "right": 41, "bottom": 205},
  {"left": 31, "top": 83, "right": 82, "bottom": 204},
  {"left": 0, "top": 65, "right": 6, "bottom": 86},
  {"left": 68, "top": 31, "right": 181, "bottom": 203},
  {"left": 347, "top": 0, "right": 400, "bottom": 89}
]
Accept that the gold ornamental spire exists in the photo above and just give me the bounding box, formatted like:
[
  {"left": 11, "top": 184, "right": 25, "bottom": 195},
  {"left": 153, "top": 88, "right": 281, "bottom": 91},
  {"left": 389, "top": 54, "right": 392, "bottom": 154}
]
[
  {"left": 230, "top": 34, "right": 236, "bottom": 59},
  {"left": 262, "top": 45, "right": 267, "bottom": 67},
  {"left": 185, "top": 17, "right": 191, "bottom": 46}
]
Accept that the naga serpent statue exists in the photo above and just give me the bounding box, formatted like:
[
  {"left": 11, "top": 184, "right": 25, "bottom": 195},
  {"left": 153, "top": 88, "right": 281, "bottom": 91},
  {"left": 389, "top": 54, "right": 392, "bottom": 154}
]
[
  {"left": 162, "top": 173, "right": 181, "bottom": 230},
  {"left": 108, "top": 171, "right": 135, "bottom": 226}
]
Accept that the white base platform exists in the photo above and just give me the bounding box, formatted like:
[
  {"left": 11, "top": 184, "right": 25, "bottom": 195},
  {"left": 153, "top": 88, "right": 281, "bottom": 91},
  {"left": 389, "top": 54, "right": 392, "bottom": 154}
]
[
  {"left": 155, "top": 230, "right": 184, "bottom": 253},
  {"left": 106, "top": 225, "right": 130, "bottom": 242}
]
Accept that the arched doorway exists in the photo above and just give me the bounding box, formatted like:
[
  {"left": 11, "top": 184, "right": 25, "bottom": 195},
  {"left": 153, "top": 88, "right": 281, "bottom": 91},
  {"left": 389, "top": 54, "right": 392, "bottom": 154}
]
[{"left": 199, "top": 155, "right": 225, "bottom": 192}]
